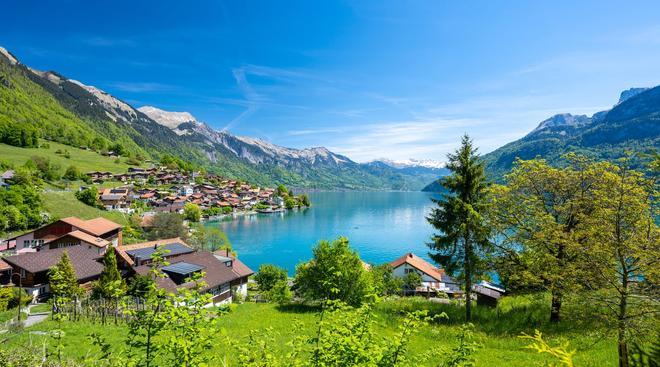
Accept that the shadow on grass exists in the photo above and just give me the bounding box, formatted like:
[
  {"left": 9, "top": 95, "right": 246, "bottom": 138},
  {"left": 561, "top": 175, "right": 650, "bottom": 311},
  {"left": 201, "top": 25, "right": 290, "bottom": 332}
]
[{"left": 275, "top": 303, "right": 322, "bottom": 314}]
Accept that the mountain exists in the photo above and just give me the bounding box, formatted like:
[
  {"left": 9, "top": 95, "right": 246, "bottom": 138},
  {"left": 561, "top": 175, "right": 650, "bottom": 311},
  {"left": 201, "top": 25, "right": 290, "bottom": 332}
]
[
  {"left": 0, "top": 47, "right": 435, "bottom": 190},
  {"left": 480, "top": 86, "right": 660, "bottom": 181},
  {"left": 364, "top": 159, "right": 449, "bottom": 191},
  {"left": 140, "top": 106, "right": 438, "bottom": 190}
]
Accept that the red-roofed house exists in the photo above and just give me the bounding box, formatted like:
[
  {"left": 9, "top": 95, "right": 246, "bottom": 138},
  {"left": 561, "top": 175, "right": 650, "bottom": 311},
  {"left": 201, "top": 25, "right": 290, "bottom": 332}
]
[
  {"left": 390, "top": 253, "right": 462, "bottom": 296},
  {"left": 6, "top": 217, "right": 122, "bottom": 253}
]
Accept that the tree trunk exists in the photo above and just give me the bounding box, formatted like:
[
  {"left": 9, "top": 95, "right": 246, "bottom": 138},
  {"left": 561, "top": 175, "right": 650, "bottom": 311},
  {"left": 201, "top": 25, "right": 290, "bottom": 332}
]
[
  {"left": 550, "top": 290, "right": 562, "bottom": 323},
  {"left": 464, "top": 234, "right": 472, "bottom": 322},
  {"left": 618, "top": 277, "right": 629, "bottom": 367}
]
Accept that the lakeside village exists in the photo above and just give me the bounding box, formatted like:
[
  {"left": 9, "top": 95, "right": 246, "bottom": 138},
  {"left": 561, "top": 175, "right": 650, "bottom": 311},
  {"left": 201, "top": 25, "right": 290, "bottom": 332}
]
[
  {"left": 0, "top": 213, "right": 504, "bottom": 309},
  {"left": 83, "top": 166, "right": 311, "bottom": 218}
]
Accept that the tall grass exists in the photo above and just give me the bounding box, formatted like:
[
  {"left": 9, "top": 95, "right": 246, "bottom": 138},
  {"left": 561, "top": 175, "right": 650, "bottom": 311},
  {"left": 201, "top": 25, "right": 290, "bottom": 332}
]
[{"left": 376, "top": 294, "right": 603, "bottom": 336}]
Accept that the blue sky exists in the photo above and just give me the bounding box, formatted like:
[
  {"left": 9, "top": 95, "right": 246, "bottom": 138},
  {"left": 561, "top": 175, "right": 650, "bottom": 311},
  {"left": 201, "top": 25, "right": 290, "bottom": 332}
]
[{"left": 3, "top": 0, "right": 660, "bottom": 162}]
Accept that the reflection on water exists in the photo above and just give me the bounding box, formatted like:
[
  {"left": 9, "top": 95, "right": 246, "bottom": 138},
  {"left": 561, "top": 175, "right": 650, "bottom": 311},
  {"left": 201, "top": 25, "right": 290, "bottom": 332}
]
[{"left": 205, "top": 191, "right": 439, "bottom": 274}]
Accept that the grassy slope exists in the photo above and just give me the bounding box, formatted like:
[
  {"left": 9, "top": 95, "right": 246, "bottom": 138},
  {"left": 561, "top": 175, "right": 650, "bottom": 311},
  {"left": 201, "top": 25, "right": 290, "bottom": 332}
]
[
  {"left": 0, "top": 141, "right": 144, "bottom": 173},
  {"left": 3, "top": 300, "right": 616, "bottom": 366},
  {"left": 42, "top": 191, "right": 131, "bottom": 227}
]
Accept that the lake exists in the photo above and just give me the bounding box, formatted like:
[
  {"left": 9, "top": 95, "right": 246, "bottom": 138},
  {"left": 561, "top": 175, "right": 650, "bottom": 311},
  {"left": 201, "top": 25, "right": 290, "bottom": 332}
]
[{"left": 205, "top": 191, "right": 439, "bottom": 274}]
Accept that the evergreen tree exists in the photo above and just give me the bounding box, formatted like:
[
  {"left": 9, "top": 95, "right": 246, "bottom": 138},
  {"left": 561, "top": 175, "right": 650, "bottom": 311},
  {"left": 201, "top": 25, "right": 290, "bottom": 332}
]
[
  {"left": 427, "top": 134, "right": 490, "bottom": 321},
  {"left": 93, "top": 247, "right": 126, "bottom": 299},
  {"left": 49, "top": 251, "right": 82, "bottom": 299}
]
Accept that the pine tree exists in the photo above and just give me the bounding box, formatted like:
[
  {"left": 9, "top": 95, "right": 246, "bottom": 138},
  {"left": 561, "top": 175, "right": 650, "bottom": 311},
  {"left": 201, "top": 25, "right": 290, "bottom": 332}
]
[
  {"left": 94, "top": 247, "right": 126, "bottom": 299},
  {"left": 49, "top": 251, "right": 82, "bottom": 299},
  {"left": 427, "top": 134, "right": 490, "bottom": 321}
]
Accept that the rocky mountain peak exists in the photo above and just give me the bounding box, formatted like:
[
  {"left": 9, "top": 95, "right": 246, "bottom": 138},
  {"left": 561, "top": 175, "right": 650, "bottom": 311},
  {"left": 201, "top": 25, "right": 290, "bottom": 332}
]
[
  {"left": 0, "top": 46, "right": 18, "bottom": 65},
  {"left": 138, "top": 106, "right": 198, "bottom": 129},
  {"left": 618, "top": 87, "right": 649, "bottom": 104},
  {"left": 530, "top": 113, "right": 592, "bottom": 135}
]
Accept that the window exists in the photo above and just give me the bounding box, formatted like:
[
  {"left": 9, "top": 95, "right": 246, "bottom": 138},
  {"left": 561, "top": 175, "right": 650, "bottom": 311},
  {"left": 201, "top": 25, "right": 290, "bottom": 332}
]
[
  {"left": 20, "top": 269, "right": 26, "bottom": 279},
  {"left": 209, "top": 283, "right": 230, "bottom": 296}
]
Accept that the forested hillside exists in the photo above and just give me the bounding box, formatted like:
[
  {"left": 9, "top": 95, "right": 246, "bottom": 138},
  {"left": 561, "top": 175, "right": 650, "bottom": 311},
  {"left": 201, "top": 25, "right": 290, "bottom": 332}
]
[{"left": 481, "top": 86, "right": 660, "bottom": 180}]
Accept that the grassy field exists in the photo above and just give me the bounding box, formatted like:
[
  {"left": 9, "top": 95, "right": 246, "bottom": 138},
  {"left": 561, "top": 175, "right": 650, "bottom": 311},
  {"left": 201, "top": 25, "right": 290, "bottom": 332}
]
[
  {"left": 0, "top": 141, "right": 146, "bottom": 173},
  {"left": 42, "top": 190, "right": 131, "bottom": 226},
  {"left": 2, "top": 298, "right": 617, "bottom": 366}
]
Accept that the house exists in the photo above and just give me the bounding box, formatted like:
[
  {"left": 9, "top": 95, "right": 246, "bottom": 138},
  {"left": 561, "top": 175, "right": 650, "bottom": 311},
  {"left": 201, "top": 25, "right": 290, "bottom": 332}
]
[
  {"left": 2, "top": 245, "right": 104, "bottom": 301},
  {"left": 0, "top": 259, "right": 11, "bottom": 284},
  {"left": 133, "top": 249, "right": 253, "bottom": 304},
  {"left": 100, "top": 187, "right": 132, "bottom": 211},
  {"left": 390, "top": 253, "right": 462, "bottom": 297},
  {"left": 472, "top": 281, "right": 506, "bottom": 307},
  {"left": 6, "top": 217, "right": 122, "bottom": 253},
  {"left": 115, "top": 238, "right": 196, "bottom": 267},
  {"left": 180, "top": 185, "right": 194, "bottom": 196},
  {"left": 0, "top": 169, "right": 14, "bottom": 189}
]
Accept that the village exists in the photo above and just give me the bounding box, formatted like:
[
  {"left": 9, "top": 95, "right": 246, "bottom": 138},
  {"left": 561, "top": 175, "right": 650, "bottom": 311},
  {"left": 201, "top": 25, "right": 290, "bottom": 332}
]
[{"left": 85, "top": 167, "right": 302, "bottom": 216}]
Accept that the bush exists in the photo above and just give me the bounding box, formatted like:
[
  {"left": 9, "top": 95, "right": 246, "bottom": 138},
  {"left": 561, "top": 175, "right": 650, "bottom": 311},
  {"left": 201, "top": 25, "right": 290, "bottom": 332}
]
[
  {"left": 294, "top": 237, "right": 371, "bottom": 307},
  {"left": 183, "top": 203, "right": 202, "bottom": 222},
  {"left": 266, "top": 280, "right": 292, "bottom": 305},
  {"left": 63, "top": 165, "right": 81, "bottom": 181},
  {"left": 75, "top": 186, "right": 101, "bottom": 208},
  {"left": 254, "top": 264, "right": 288, "bottom": 292},
  {"left": 0, "top": 287, "right": 31, "bottom": 310}
]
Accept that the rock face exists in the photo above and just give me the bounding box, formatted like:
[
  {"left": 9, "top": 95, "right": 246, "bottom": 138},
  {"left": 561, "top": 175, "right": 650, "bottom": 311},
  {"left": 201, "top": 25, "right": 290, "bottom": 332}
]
[{"left": 618, "top": 87, "right": 649, "bottom": 104}]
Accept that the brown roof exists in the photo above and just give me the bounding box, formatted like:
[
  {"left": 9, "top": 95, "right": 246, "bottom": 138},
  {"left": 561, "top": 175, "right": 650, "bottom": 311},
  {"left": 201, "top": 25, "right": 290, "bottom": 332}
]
[
  {"left": 3, "top": 246, "right": 103, "bottom": 279},
  {"left": 0, "top": 258, "right": 11, "bottom": 271},
  {"left": 46, "top": 230, "right": 110, "bottom": 248},
  {"left": 60, "top": 217, "right": 121, "bottom": 236},
  {"left": 134, "top": 251, "right": 253, "bottom": 293},
  {"left": 390, "top": 253, "right": 445, "bottom": 282},
  {"left": 116, "top": 237, "right": 189, "bottom": 266}
]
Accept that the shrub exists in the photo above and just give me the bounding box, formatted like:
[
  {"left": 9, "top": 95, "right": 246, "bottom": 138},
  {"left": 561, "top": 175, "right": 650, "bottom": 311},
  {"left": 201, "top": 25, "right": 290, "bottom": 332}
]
[{"left": 254, "top": 264, "right": 288, "bottom": 292}]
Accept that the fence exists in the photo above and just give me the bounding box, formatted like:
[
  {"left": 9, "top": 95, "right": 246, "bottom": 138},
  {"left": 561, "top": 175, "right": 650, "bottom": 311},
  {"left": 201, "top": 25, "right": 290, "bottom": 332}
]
[{"left": 52, "top": 296, "right": 153, "bottom": 325}]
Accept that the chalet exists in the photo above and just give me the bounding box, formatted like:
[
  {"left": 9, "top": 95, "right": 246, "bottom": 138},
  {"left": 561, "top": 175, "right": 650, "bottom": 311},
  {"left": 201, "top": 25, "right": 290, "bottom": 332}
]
[
  {"left": 2, "top": 245, "right": 104, "bottom": 301},
  {"left": 99, "top": 188, "right": 131, "bottom": 211},
  {"left": 472, "top": 281, "right": 506, "bottom": 307},
  {"left": 6, "top": 217, "right": 122, "bottom": 253},
  {"left": 86, "top": 171, "right": 113, "bottom": 182},
  {"left": 115, "top": 238, "right": 195, "bottom": 267},
  {"left": 133, "top": 249, "right": 253, "bottom": 305},
  {"left": 390, "top": 253, "right": 462, "bottom": 297}
]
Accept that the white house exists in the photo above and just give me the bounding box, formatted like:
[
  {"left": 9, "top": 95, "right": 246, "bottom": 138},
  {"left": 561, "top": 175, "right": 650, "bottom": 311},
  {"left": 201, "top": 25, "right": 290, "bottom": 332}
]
[{"left": 390, "top": 253, "right": 462, "bottom": 296}]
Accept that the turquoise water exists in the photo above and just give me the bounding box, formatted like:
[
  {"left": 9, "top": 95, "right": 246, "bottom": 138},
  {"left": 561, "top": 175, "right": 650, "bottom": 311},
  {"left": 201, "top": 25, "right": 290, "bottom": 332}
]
[{"left": 205, "top": 191, "right": 439, "bottom": 274}]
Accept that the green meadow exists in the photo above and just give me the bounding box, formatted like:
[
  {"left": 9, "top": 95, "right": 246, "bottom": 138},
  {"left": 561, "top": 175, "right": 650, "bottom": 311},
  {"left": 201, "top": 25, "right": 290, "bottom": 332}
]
[
  {"left": 0, "top": 141, "right": 145, "bottom": 173},
  {"left": 3, "top": 297, "right": 617, "bottom": 366}
]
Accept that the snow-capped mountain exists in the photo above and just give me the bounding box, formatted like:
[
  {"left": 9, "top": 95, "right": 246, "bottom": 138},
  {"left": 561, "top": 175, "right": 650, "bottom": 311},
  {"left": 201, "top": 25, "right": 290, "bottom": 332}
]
[
  {"left": 139, "top": 106, "right": 356, "bottom": 168},
  {"left": 370, "top": 158, "right": 445, "bottom": 170}
]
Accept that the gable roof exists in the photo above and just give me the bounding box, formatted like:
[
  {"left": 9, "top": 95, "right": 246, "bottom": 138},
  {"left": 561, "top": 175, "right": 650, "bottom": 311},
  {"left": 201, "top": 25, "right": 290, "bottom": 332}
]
[
  {"left": 3, "top": 246, "right": 103, "bottom": 279},
  {"left": 116, "top": 237, "right": 192, "bottom": 266},
  {"left": 390, "top": 253, "right": 445, "bottom": 282},
  {"left": 60, "top": 217, "right": 121, "bottom": 236},
  {"left": 134, "top": 251, "right": 253, "bottom": 293},
  {"left": 0, "top": 258, "right": 11, "bottom": 271},
  {"left": 46, "top": 230, "right": 110, "bottom": 248},
  {"left": 6, "top": 216, "right": 122, "bottom": 242}
]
